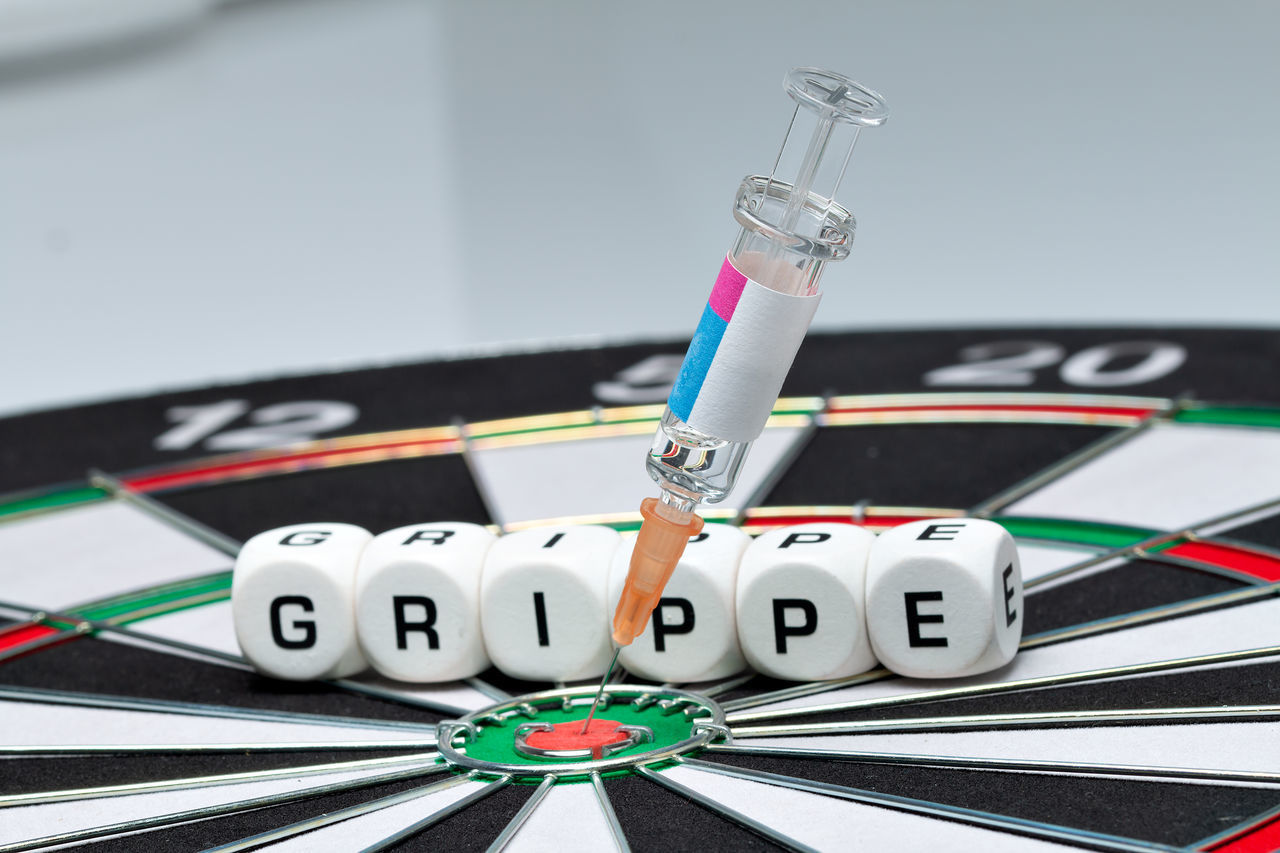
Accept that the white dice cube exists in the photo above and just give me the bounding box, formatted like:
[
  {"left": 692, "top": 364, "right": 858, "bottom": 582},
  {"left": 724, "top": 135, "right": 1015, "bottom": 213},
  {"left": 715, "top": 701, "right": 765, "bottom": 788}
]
[
  {"left": 232, "top": 523, "right": 371, "bottom": 680},
  {"left": 480, "top": 525, "right": 620, "bottom": 681},
  {"left": 355, "top": 523, "right": 495, "bottom": 683},
  {"left": 866, "top": 518, "right": 1023, "bottom": 679},
  {"left": 609, "top": 523, "right": 750, "bottom": 683},
  {"left": 736, "top": 523, "right": 878, "bottom": 681}
]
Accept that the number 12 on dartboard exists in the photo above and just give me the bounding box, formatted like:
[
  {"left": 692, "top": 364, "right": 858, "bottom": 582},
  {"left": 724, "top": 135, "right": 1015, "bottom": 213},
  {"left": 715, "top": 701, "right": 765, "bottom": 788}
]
[{"left": 154, "top": 400, "right": 359, "bottom": 451}]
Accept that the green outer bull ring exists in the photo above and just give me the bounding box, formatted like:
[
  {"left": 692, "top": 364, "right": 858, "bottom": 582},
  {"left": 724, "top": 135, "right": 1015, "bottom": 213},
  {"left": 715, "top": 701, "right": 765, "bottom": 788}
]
[{"left": 435, "top": 684, "right": 728, "bottom": 778}]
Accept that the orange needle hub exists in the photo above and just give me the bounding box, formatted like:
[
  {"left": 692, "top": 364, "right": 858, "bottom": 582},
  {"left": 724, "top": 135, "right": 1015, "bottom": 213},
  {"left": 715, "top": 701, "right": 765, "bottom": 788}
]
[{"left": 611, "top": 497, "right": 704, "bottom": 646}]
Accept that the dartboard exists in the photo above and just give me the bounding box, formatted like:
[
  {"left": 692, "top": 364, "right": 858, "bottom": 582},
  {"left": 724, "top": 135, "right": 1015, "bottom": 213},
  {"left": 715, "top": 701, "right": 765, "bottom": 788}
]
[{"left": 3, "top": 328, "right": 1279, "bottom": 852}]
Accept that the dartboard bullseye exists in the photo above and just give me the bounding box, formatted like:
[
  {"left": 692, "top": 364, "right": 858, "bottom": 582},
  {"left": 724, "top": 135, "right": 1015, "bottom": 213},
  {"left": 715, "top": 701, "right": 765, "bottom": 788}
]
[
  {"left": 2, "top": 329, "right": 1279, "bottom": 852},
  {"left": 436, "top": 685, "right": 725, "bottom": 777}
]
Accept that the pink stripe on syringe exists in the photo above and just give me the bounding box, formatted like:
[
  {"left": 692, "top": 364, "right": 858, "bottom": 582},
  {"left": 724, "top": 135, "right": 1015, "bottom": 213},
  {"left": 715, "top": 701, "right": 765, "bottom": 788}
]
[{"left": 708, "top": 256, "right": 748, "bottom": 322}]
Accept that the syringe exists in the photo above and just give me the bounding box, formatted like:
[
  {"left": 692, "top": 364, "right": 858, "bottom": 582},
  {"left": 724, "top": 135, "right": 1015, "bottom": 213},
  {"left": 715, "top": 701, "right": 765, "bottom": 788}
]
[{"left": 612, "top": 68, "right": 889, "bottom": 647}]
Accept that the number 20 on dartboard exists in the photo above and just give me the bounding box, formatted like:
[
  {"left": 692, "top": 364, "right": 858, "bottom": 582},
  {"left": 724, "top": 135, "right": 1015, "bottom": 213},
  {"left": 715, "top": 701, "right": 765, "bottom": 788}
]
[{"left": 924, "top": 340, "right": 1186, "bottom": 388}]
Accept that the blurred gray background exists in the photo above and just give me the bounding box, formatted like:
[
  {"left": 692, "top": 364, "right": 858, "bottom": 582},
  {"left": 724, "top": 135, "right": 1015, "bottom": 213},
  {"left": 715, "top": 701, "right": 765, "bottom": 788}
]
[{"left": 2, "top": 0, "right": 1277, "bottom": 417}]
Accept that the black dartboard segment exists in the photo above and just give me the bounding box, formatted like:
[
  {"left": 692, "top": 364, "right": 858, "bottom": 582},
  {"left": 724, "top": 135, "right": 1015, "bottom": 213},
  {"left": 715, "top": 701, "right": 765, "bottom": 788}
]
[{"left": 1, "top": 327, "right": 1279, "bottom": 852}]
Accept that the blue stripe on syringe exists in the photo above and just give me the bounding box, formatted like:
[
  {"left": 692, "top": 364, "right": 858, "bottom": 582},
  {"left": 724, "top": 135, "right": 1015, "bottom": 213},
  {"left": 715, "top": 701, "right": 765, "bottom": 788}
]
[{"left": 668, "top": 302, "right": 728, "bottom": 423}]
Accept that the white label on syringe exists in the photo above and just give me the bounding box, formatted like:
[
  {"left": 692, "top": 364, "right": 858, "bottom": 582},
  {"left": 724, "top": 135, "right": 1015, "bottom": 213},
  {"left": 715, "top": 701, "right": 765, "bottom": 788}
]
[{"left": 668, "top": 255, "right": 820, "bottom": 443}]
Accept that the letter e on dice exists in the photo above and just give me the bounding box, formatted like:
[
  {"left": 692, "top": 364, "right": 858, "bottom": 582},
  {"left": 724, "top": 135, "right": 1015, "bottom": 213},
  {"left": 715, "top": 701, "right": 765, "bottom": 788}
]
[{"left": 866, "top": 519, "right": 1022, "bottom": 678}]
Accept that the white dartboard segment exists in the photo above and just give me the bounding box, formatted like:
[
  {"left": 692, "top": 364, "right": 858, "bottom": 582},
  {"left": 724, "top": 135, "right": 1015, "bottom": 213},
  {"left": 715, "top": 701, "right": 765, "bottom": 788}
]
[
  {"left": 342, "top": 674, "right": 501, "bottom": 715},
  {"left": 1, "top": 699, "right": 436, "bottom": 747},
  {"left": 121, "top": 599, "right": 241, "bottom": 657},
  {"left": 505, "top": 781, "right": 619, "bottom": 852},
  {"left": 250, "top": 779, "right": 491, "bottom": 852},
  {"left": 0, "top": 499, "right": 231, "bottom": 610},
  {"left": 1006, "top": 422, "right": 1280, "bottom": 530},
  {"left": 741, "top": 720, "right": 1280, "bottom": 779},
  {"left": 0, "top": 756, "right": 442, "bottom": 847},
  {"left": 658, "top": 765, "right": 1080, "bottom": 852},
  {"left": 1016, "top": 542, "right": 1100, "bottom": 581}
]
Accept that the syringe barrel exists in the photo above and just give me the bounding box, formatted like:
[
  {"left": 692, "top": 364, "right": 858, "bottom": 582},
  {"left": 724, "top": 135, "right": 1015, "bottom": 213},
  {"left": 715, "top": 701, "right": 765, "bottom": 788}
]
[
  {"left": 647, "top": 68, "right": 886, "bottom": 507},
  {"left": 645, "top": 187, "right": 853, "bottom": 504}
]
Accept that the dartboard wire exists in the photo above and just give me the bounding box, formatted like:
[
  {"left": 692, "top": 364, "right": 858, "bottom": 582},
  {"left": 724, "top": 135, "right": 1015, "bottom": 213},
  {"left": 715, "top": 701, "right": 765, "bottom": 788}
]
[
  {"left": 727, "top": 704, "right": 1280, "bottom": 737},
  {"left": 0, "top": 570, "right": 239, "bottom": 643},
  {"left": 968, "top": 395, "right": 1190, "bottom": 519},
  {"left": 721, "top": 582, "right": 1280, "bottom": 716},
  {"left": 590, "top": 771, "right": 632, "bottom": 853},
  {"left": 466, "top": 676, "right": 513, "bottom": 702},
  {"left": 1190, "top": 801, "right": 1280, "bottom": 852},
  {"left": 0, "top": 597, "right": 248, "bottom": 666},
  {"left": 486, "top": 773, "right": 558, "bottom": 852},
  {"left": 0, "top": 740, "right": 438, "bottom": 757},
  {"left": 730, "top": 396, "right": 827, "bottom": 527},
  {"left": 0, "top": 594, "right": 496, "bottom": 719},
  {"left": 1198, "top": 495, "right": 1280, "bottom": 536},
  {"left": 704, "top": 742, "right": 1280, "bottom": 787},
  {"left": 0, "top": 754, "right": 446, "bottom": 807},
  {"left": 673, "top": 757, "right": 1179, "bottom": 853},
  {"left": 0, "top": 684, "right": 441, "bottom": 733},
  {"left": 1023, "top": 582, "right": 1280, "bottom": 646},
  {"left": 0, "top": 478, "right": 498, "bottom": 720},
  {"left": 89, "top": 468, "right": 240, "bottom": 556},
  {"left": 633, "top": 764, "right": 820, "bottom": 853},
  {"left": 0, "top": 761, "right": 456, "bottom": 853},
  {"left": 454, "top": 415, "right": 509, "bottom": 532},
  {"left": 1024, "top": 494, "right": 1280, "bottom": 591},
  {"left": 0, "top": 567, "right": 235, "bottom": 618},
  {"left": 1125, "top": 550, "right": 1278, "bottom": 586},
  {"left": 694, "top": 671, "right": 758, "bottom": 699},
  {"left": 0, "top": 595, "right": 485, "bottom": 720},
  {"left": 199, "top": 770, "right": 479, "bottom": 853},
  {"left": 721, "top": 642, "right": 1280, "bottom": 722},
  {"left": 0, "top": 479, "right": 110, "bottom": 527},
  {"left": 0, "top": 625, "right": 86, "bottom": 663},
  {"left": 355, "top": 774, "right": 513, "bottom": 853}
]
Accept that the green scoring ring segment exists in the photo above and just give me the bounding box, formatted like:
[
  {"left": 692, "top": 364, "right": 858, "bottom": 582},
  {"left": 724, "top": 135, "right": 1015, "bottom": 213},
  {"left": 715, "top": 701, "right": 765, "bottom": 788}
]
[{"left": 435, "top": 684, "right": 727, "bottom": 778}]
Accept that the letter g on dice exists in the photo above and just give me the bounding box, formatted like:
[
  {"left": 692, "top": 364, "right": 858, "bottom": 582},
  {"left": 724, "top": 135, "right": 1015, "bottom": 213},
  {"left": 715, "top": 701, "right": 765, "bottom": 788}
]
[{"left": 232, "top": 523, "right": 370, "bottom": 681}]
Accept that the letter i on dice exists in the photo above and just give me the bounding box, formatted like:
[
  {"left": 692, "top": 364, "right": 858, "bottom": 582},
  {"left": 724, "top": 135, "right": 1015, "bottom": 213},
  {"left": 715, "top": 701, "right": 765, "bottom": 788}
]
[
  {"left": 232, "top": 523, "right": 371, "bottom": 680},
  {"left": 480, "top": 525, "right": 621, "bottom": 682},
  {"left": 866, "top": 518, "right": 1023, "bottom": 678},
  {"left": 355, "top": 523, "right": 495, "bottom": 682}
]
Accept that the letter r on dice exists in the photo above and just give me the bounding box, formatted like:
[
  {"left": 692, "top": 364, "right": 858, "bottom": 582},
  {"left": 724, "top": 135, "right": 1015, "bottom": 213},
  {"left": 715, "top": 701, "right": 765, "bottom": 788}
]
[{"left": 866, "top": 518, "right": 1023, "bottom": 678}]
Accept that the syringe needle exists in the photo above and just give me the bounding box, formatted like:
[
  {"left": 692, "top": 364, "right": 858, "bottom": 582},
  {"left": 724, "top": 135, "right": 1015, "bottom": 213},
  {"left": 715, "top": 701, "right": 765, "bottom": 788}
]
[{"left": 580, "top": 647, "right": 621, "bottom": 734}]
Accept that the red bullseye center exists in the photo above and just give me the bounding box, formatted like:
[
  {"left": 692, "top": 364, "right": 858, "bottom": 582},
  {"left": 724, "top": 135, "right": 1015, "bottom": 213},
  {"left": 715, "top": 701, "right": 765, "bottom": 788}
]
[{"left": 525, "top": 719, "right": 628, "bottom": 759}]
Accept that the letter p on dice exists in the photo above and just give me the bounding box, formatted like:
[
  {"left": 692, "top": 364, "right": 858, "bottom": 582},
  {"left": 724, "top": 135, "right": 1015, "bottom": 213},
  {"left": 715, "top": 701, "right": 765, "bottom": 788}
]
[{"left": 866, "top": 519, "right": 1022, "bottom": 679}]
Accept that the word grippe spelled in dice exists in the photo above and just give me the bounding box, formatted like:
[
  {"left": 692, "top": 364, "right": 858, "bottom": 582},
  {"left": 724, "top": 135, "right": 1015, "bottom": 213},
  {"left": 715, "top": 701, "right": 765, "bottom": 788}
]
[{"left": 232, "top": 518, "right": 1023, "bottom": 684}]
